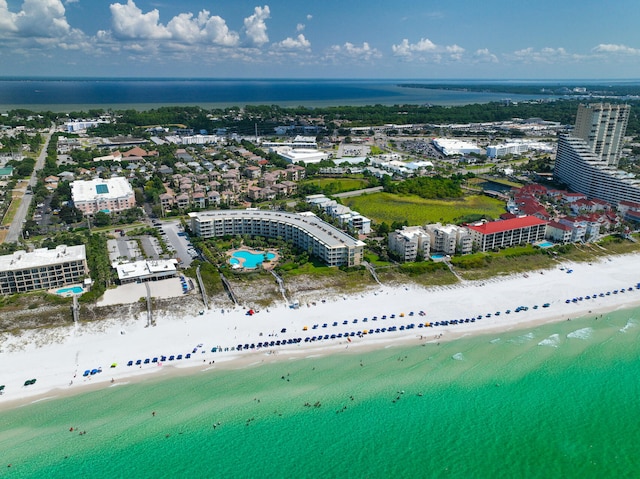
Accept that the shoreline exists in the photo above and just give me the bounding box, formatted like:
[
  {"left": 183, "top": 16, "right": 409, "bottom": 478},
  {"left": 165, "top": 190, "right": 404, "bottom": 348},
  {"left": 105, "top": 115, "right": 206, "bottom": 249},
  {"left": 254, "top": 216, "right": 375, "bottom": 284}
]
[{"left": 2, "top": 253, "right": 640, "bottom": 411}]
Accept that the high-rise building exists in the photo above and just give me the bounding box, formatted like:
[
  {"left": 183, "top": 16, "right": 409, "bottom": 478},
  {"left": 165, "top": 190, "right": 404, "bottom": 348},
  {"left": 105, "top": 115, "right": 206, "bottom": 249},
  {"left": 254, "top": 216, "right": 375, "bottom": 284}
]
[
  {"left": 554, "top": 135, "right": 640, "bottom": 207},
  {"left": 573, "top": 103, "right": 630, "bottom": 166},
  {"left": 554, "top": 104, "right": 640, "bottom": 208}
]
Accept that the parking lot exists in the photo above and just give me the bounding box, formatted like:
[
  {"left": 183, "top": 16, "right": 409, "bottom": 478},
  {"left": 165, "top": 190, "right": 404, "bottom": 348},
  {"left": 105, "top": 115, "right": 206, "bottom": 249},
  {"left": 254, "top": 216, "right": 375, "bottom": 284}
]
[{"left": 154, "top": 220, "right": 198, "bottom": 268}]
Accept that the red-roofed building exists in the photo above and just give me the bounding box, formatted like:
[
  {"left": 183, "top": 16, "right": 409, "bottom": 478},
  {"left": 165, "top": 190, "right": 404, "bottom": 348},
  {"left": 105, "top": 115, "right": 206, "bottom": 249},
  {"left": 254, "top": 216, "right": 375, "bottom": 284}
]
[
  {"left": 466, "top": 216, "right": 548, "bottom": 252},
  {"left": 546, "top": 221, "right": 572, "bottom": 243},
  {"left": 618, "top": 200, "right": 640, "bottom": 223}
]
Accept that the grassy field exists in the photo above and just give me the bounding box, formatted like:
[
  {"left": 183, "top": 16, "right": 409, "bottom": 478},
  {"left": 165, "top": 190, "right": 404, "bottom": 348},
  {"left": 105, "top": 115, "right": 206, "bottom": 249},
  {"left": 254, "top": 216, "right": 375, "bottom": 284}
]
[
  {"left": 1, "top": 200, "right": 19, "bottom": 226},
  {"left": 343, "top": 192, "right": 506, "bottom": 225},
  {"left": 302, "top": 177, "right": 370, "bottom": 194}
]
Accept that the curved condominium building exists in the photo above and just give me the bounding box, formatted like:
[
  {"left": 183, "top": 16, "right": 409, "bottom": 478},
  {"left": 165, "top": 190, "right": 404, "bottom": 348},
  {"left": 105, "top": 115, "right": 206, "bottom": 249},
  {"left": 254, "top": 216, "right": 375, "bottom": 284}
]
[{"left": 188, "top": 210, "right": 365, "bottom": 267}]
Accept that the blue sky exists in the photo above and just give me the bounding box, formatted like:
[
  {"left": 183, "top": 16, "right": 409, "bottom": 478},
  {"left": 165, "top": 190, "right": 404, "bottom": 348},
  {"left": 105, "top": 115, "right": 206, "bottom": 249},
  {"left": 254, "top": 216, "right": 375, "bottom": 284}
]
[{"left": 1, "top": 0, "right": 639, "bottom": 79}]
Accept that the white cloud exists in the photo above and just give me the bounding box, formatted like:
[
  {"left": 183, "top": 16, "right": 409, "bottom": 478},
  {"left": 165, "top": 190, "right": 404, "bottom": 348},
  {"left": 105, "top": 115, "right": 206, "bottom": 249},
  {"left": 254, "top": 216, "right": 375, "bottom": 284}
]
[
  {"left": 511, "top": 46, "right": 574, "bottom": 63},
  {"left": 473, "top": 48, "right": 498, "bottom": 63},
  {"left": 108, "top": 1, "right": 241, "bottom": 46},
  {"left": 0, "top": 0, "right": 17, "bottom": 33},
  {"left": 12, "top": 0, "right": 73, "bottom": 37},
  {"left": 306, "top": 14, "right": 312, "bottom": 20},
  {"left": 273, "top": 33, "right": 310, "bottom": 50},
  {"left": 243, "top": 5, "right": 270, "bottom": 46},
  {"left": 166, "top": 10, "right": 239, "bottom": 46},
  {"left": 326, "top": 42, "right": 381, "bottom": 62},
  {"left": 0, "top": 0, "right": 93, "bottom": 53},
  {"left": 296, "top": 23, "right": 305, "bottom": 32},
  {"left": 446, "top": 44, "right": 465, "bottom": 61},
  {"left": 592, "top": 43, "right": 640, "bottom": 55},
  {"left": 392, "top": 37, "right": 465, "bottom": 62},
  {"left": 392, "top": 38, "right": 437, "bottom": 57},
  {"left": 110, "top": 0, "right": 170, "bottom": 40}
]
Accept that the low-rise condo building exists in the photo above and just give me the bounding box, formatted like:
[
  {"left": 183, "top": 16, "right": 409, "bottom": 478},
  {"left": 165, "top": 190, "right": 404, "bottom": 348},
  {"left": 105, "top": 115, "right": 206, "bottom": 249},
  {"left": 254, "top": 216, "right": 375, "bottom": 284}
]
[
  {"left": 0, "top": 245, "right": 88, "bottom": 295},
  {"left": 71, "top": 177, "right": 136, "bottom": 216},
  {"left": 388, "top": 227, "right": 431, "bottom": 262},
  {"left": 188, "top": 210, "right": 365, "bottom": 267},
  {"left": 467, "top": 216, "right": 547, "bottom": 252}
]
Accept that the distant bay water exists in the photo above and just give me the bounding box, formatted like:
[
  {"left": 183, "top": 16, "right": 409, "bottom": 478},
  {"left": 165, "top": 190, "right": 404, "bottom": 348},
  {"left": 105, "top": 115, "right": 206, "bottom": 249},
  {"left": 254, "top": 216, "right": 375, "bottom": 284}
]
[{"left": 0, "top": 78, "right": 559, "bottom": 112}]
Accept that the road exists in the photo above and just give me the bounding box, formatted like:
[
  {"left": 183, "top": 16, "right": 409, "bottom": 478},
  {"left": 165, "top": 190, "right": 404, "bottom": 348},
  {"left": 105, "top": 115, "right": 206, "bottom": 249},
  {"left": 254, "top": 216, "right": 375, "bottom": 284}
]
[{"left": 5, "top": 123, "right": 55, "bottom": 244}]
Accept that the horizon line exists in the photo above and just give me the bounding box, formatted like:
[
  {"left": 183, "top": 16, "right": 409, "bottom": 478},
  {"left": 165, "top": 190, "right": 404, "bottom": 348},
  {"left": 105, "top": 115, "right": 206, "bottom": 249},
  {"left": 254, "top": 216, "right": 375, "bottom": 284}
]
[{"left": 1, "top": 76, "right": 640, "bottom": 83}]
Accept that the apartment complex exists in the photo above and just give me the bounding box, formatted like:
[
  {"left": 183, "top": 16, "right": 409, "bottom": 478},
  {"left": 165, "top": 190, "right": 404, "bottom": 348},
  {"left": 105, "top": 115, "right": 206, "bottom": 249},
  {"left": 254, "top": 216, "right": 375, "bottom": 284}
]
[
  {"left": 466, "top": 216, "right": 547, "bottom": 252},
  {"left": 71, "top": 177, "right": 136, "bottom": 216},
  {"left": 554, "top": 103, "right": 640, "bottom": 208},
  {"left": 554, "top": 135, "right": 640, "bottom": 207},
  {"left": 387, "top": 223, "right": 472, "bottom": 261},
  {"left": 0, "top": 245, "right": 88, "bottom": 295},
  {"left": 573, "top": 103, "right": 630, "bottom": 166},
  {"left": 424, "top": 223, "right": 473, "bottom": 255},
  {"left": 188, "top": 210, "right": 365, "bottom": 267},
  {"left": 388, "top": 227, "right": 431, "bottom": 262}
]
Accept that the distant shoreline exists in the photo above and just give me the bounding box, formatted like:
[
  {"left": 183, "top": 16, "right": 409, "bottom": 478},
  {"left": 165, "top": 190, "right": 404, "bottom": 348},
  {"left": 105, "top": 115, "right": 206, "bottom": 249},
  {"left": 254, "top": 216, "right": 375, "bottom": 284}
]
[{"left": 0, "top": 78, "right": 568, "bottom": 112}]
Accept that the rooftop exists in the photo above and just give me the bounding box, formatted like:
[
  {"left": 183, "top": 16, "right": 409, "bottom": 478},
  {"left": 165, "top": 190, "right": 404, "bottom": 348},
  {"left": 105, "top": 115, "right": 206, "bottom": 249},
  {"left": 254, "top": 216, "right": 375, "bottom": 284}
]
[
  {"left": 0, "top": 245, "right": 86, "bottom": 272},
  {"left": 467, "top": 216, "right": 547, "bottom": 235},
  {"left": 189, "top": 210, "right": 365, "bottom": 249},
  {"left": 71, "top": 177, "right": 134, "bottom": 202}
]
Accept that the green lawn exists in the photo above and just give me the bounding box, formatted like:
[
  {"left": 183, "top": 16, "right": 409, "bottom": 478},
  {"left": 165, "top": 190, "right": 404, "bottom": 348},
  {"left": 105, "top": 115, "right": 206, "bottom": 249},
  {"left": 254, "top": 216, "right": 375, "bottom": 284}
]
[
  {"left": 343, "top": 192, "right": 506, "bottom": 225},
  {"left": 1, "top": 199, "right": 21, "bottom": 226},
  {"left": 302, "top": 177, "right": 369, "bottom": 194}
]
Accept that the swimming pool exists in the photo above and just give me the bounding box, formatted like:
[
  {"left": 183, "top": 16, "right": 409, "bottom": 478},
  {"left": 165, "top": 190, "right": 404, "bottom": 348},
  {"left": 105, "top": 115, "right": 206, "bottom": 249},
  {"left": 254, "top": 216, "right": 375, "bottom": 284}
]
[
  {"left": 230, "top": 251, "right": 276, "bottom": 269},
  {"left": 537, "top": 241, "right": 554, "bottom": 248},
  {"left": 431, "top": 254, "right": 445, "bottom": 260},
  {"left": 56, "top": 286, "right": 84, "bottom": 295}
]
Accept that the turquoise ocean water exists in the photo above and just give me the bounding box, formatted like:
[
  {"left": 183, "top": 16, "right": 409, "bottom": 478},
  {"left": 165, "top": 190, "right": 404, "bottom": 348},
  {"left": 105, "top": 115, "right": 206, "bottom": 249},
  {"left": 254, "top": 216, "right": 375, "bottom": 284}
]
[{"left": 2, "top": 307, "right": 640, "bottom": 478}]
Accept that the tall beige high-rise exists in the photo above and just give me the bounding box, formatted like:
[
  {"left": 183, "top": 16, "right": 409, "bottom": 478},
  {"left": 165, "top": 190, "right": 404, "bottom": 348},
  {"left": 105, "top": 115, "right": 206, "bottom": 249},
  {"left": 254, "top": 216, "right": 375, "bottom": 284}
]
[{"left": 573, "top": 103, "right": 630, "bottom": 166}]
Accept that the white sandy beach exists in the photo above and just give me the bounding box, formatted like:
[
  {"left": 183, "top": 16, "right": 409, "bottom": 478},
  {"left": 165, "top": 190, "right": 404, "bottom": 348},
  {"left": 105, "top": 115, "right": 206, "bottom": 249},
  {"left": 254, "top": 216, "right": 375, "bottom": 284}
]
[{"left": 2, "top": 254, "right": 640, "bottom": 409}]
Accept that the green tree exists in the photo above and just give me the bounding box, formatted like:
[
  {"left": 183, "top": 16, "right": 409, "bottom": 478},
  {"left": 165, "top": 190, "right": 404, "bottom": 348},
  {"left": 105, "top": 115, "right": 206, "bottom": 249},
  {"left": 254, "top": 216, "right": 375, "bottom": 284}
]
[{"left": 93, "top": 211, "right": 111, "bottom": 227}]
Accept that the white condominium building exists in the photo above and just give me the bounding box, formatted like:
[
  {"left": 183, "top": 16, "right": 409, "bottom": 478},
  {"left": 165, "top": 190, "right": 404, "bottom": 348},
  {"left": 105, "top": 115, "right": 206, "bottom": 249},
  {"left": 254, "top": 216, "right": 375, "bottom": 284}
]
[
  {"left": 424, "top": 223, "right": 473, "bottom": 255},
  {"left": 189, "top": 210, "right": 365, "bottom": 267},
  {"left": 71, "top": 177, "right": 136, "bottom": 216},
  {"left": 388, "top": 227, "right": 431, "bottom": 262},
  {"left": 573, "top": 103, "right": 630, "bottom": 166},
  {"left": 554, "top": 135, "right": 640, "bottom": 208},
  {"left": 0, "top": 245, "right": 88, "bottom": 295}
]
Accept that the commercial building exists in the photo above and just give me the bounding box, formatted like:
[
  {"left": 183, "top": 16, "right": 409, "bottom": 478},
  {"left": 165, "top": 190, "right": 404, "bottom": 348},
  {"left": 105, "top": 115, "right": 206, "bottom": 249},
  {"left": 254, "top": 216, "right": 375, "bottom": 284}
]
[
  {"left": 188, "top": 210, "right": 365, "bottom": 267},
  {"left": 113, "top": 259, "right": 179, "bottom": 285},
  {"left": 486, "top": 141, "right": 554, "bottom": 159},
  {"left": 432, "top": 138, "right": 481, "bottom": 156},
  {"left": 275, "top": 148, "right": 328, "bottom": 165},
  {"left": 71, "top": 177, "right": 137, "bottom": 216},
  {"left": 388, "top": 227, "right": 431, "bottom": 262},
  {"left": 0, "top": 245, "right": 88, "bottom": 295},
  {"left": 573, "top": 103, "right": 630, "bottom": 166},
  {"left": 466, "top": 216, "right": 547, "bottom": 252},
  {"left": 65, "top": 119, "right": 109, "bottom": 133}
]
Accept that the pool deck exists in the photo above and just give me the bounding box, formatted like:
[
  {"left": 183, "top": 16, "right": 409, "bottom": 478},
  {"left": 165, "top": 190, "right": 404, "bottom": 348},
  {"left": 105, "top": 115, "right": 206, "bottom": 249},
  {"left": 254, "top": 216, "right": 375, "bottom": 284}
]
[
  {"left": 50, "top": 284, "right": 85, "bottom": 297},
  {"left": 227, "top": 248, "right": 279, "bottom": 270}
]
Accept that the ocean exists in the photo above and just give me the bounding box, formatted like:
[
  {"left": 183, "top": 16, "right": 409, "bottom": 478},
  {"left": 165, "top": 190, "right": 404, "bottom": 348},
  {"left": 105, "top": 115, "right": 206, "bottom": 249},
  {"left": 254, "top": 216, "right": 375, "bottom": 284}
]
[
  {"left": 2, "top": 307, "right": 640, "bottom": 478},
  {"left": 0, "top": 79, "right": 556, "bottom": 112}
]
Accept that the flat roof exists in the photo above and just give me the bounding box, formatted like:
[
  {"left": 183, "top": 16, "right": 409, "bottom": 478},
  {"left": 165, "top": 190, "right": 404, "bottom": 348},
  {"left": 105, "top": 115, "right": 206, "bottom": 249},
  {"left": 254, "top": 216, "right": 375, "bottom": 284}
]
[
  {"left": 113, "top": 259, "right": 178, "bottom": 281},
  {"left": 71, "top": 177, "right": 133, "bottom": 202},
  {"left": 0, "top": 245, "right": 85, "bottom": 272},
  {"left": 189, "top": 210, "right": 365, "bottom": 248},
  {"left": 467, "top": 216, "right": 547, "bottom": 235}
]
